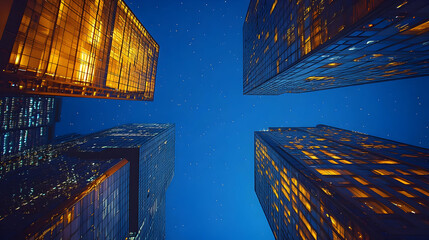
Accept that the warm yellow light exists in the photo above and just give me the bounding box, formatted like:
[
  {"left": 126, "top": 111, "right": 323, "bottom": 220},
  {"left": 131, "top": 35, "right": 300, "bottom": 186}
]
[
  {"left": 414, "top": 187, "right": 429, "bottom": 196},
  {"left": 372, "top": 169, "right": 394, "bottom": 175},
  {"left": 402, "top": 20, "right": 429, "bottom": 35},
  {"left": 409, "top": 169, "right": 429, "bottom": 175},
  {"left": 305, "top": 76, "right": 334, "bottom": 81},
  {"left": 302, "top": 150, "right": 318, "bottom": 160},
  {"left": 271, "top": 185, "right": 278, "bottom": 198},
  {"left": 353, "top": 55, "right": 366, "bottom": 62},
  {"left": 398, "top": 190, "right": 416, "bottom": 198},
  {"left": 339, "top": 160, "right": 352, "bottom": 164},
  {"left": 363, "top": 201, "right": 393, "bottom": 214},
  {"left": 319, "top": 150, "right": 341, "bottom": 160},
  {"left": 274, "top": 28, "right": 278, "bottom": 43},
  {"left": 347, "top": 187, "right": 369, "bottom": 198},
  {"left": 396, "top": 169, "right": 411, "bottom": 175},
  {"left": 270, "top": 0, "right": 277, "bottom": 14},
  {"left": 321, "top": 188, "right": 332, "bottom": 196},
  {"left": 397, "top": 1, "right": 408, "bottom": 8},
  {"left": 376, "top": 160, "right": 398, "bottom": 164},
  {"left": 370, "top": 187, "right": 390, "bottom": 198},
  {"left": 330, "top": 216, "right": 345, "bottom": 238},
  {"left": 393, "top": 177, "right": 412, "bottom": 185},
  {"left": 315, "top": 169, "right": 340, "bottom": 175},
  {"left": 299, "top": 212, "right": 317, "bottom": 240},
  {"left": 353, "top": 176, "right": 369, "bottom": 185},
  {"left": 321, "top": 62, "right": 342, "bottom": 68},
  {"left": 391, "top": 200, "right": 418, "bottom": 213}
]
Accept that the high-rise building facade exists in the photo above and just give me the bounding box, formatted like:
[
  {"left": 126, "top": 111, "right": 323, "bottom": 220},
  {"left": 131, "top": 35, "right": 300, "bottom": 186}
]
[
  {"left": 0, "top": 95, "right": 61, "bottom": 167},
  {"left": 255, "top": 125, "right": 429, "bottom": 240},
  {"left": 243, "top": 0, "right": 429, "bottom": 94},
  {"left": 0, "top": 0, "right": 159, "bottom": 101},
  {"left": 0, "top": 123, "right": 175, "bottom": 240},
  {"left": 76, "top": 123, "right": 175, "bottom": 240}
]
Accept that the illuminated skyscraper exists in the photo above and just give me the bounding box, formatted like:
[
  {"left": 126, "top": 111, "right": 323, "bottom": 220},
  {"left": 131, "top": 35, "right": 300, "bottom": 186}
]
[
  {"left": 0, "top": 0, "right": 159, "bottom": 101},
  {"left": 0, "top": 123, "right": 175, "bottom": 239},
  {"left": 0, "top": 95, "right": 61, "bottom": 166},
  {"left": 255, "top": 125, "right": 429, "bottom": 240},
  {"left": 243, "top": 0, "right": 429, "bottom": 94}
]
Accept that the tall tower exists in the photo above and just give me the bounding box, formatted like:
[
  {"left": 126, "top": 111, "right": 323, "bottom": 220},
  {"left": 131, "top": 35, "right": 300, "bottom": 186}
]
[
  {"left": 255, "top": 125, "right": 429, "bottom": 240},
  {"left": 0, "top": 0, "right": 159, "bottom": 101},
  {"left": 0, "top": 123, "right": 175, "bottom": 240},
  {"left": 243, "top": 0, "right": 429, "bottom": 95}
]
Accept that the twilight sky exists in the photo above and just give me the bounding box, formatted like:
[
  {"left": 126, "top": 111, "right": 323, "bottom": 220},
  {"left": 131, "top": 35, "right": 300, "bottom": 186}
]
[{"left": 55, "top": 1, "right": 429, "bottom": 239}]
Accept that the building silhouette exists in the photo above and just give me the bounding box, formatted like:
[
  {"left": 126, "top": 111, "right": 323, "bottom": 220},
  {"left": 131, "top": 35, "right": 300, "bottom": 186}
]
[
  {"left": 0, "top": 0, "right": 159, "bottom": 101},
  {"left": 0, "top": 95, "right": 61, "bottom": 176},
  {"left": 243, "top": 0, "right": 429, "bottom": 95},
  {"left": 0, "top": 123, "right": 175, "bottom": 240},
  {"left": 255, "top": 125, "right": 429, "bottom": 240}
]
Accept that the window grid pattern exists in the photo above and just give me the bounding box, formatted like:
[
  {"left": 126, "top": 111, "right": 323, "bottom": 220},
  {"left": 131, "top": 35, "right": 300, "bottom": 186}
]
[
  {"left": 137, "top": 127, "right": 174, "bottom": 240},
  {"left": 0, "top": 95, "right": 59, "bottom": 158},
  {"left": 3, "top": 0, "right": 158, "bottom": 100},
  {"left": 243, "top": 0, "right": 429, "bottom": 94},
  {"left": 28, "top": 160, "right": 130, "bottom": 240},
  {"left": 0, "top": 123, "right": 175, "bottom": 239},
  {"left": 255, "top": 125, "right": 429, "bottom": 240},
  {"left": 74, "top": 123, "right": 175, "bottom": 240},
  {"left": 0, "top": 140, "right": 128, "bottom": 240}
]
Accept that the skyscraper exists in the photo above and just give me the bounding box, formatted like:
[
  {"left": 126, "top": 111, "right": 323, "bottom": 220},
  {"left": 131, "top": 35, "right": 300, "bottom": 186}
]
[
  {"left": 0, "top": 0, "right": 159, "bottom": 101},
  {"left": 0, "top": 95, "right": 61, "bottom": 174},
  {"left": 0, "top": 123, "right": 175, "bottom": 239},
  {"left": 255, "top": 125, "right": 429, "bottom": 240},
  {"left": 243, "top": 0, "right": 429, "bottom": 95}
]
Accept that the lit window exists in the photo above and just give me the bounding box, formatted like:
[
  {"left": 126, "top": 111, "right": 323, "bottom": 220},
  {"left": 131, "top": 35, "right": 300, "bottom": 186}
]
[
  {"left": 396, "top": 169, "right": 411, "bottom": 175},
  {"left": 330, "top": 216, "right": 345, "bottom": 238},
  {"left": 316, "top": 169, "right": 340, "bottom": 175},
  {"left": 305, "top": 76, "right": 334, "bottom": 81},
  {"left": 370, "top": 187, "right": 391, "bottom": 198},
  {"left": 347, "top": 187, "right": 369, "bottom": 198},
  {"left": 302, "top": 150, "right": 318, "bottom": 159},
  {"left": 319, "top": 150, "right": 341, "bottom": 159},
  {"left": 372, "top": 169, "right": 394, "bottom": 175},
  {"left": 299, "top": 212, "right": 317, "bottom": 240},
  {"left": 353, "top": 176, "right": 369, "bottom": 185},
  {"left": 376, "top": 160, "right": 398, "bottom": 164},
  {"left": 398, "top": 190, "right": 416, "bottom": 198},
  {"left": 402, "top": 20, "right": 429, "bottom": 35},
  {"left": 321, "top": 62, "right": 342, "bottom": 68},
  {"left": 409, "top": 169, "right": 429, "bottom": 175},
  {"left": 339, "top": 160, "right": 352, "bottom": 164},
  {"left": 321, "top": 188, "right": 332, "bottom": 196},
  {"left": 316, "top": 169, "right": 351, "bottom": 175},
  {"left": 414, "top": 187, "right": 429, "bottom": 197},
  {"left": 363, "top": 201, "right": 393, "bottom": 214},
  {"left": 270, "top": 0, "right": 278, "bottom": 15},
  {"left": 391, "top": 200, "right": 418, "bottom": 213},
  {"left": 393, "top": 177, "right": 413, "bottom": 185}
]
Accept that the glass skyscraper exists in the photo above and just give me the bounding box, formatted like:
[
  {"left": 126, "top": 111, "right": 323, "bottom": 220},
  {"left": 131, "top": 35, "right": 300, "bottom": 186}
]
[
  {"left": 0, "top": 95, "right": 61, "bottom": 175},
  {"left": 0, "top": 123, "right": 175, "bottom": 240},
  {"left": 0, "top": 0, "right": 159, "bottom": 101},
  {"left": 243, "top": 0, "right": 429, "bottom": 95},
  {"left": 255, "top": 125, "right": 429, "bottom": 240}
]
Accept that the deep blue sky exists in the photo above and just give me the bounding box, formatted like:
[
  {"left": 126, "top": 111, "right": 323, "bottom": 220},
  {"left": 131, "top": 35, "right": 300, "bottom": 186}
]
[{"left": 56, "top": 1, "right": 429, "bottom": 239}]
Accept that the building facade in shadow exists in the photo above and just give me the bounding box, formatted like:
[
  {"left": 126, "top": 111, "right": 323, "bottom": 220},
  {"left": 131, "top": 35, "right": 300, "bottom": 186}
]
[{"left": 0, "top": 123, "right": 175, "bottom": 240}]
